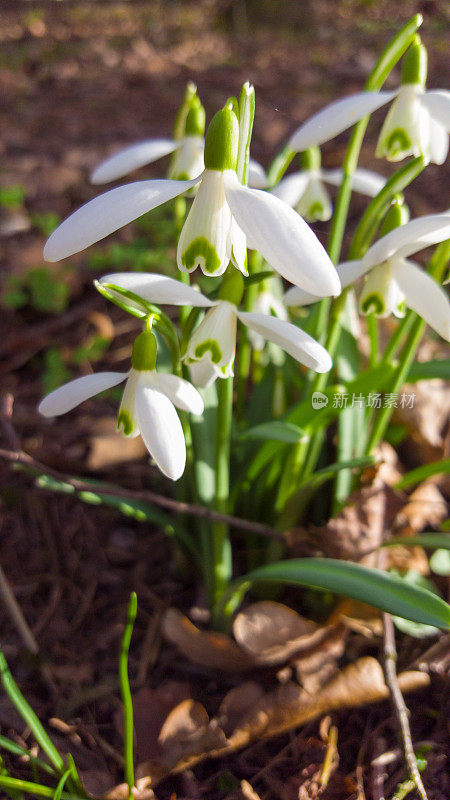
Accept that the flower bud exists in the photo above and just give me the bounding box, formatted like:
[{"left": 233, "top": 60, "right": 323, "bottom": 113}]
[
  {"left": 131, "top": 330, "right": 157, "bottom": 371},
  {"left": 184, "top": 100, "right": 206, "bottom": 137},
  {"left": 401, "top": 36, "right": 427, "bottom": 88},
  {"left": 204, "top": 107, "right": 239, "bottom": 171},
  {"left": 380, "top": 199, "right": 410, "bottom": 237}
]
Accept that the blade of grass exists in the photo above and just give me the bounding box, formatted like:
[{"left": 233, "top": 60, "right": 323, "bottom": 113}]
[
  {"left": 0, "top": 648, "right": 65, "bottom": 774},
  {"left": 0, "top": 735, "right": 55, "bottom": 776},
  {"left": 394, "top": 459, "right": 450, "bottom": 490},
  {"left": 0, "top": 775, "right": 83, "bottom": 800},
  {"left": 119, "top": 592, "right": 137, "bottom": 800}
]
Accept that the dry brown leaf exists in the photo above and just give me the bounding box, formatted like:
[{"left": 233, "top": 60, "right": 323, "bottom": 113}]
[
  {"left": 393, "top": 480, "right": 448, "bottom": 536},
  {"left": 162, "top": 608, "right": 255, "bottom": 671},
  {"left": 136, "top": 657, "right": 429, "bottom": 786},
  {"left": 228, "top": 657, "right": 429, "bottom": 749},
  {"left": 158, "top": 698, "right": 227, "bottom": 766},
  {"left": 117, "top": 683, "right": 190, "bottom": 763},
  {"left": 216, "top": 682, "right": 265, "bottom": 736},
  {"left": 103, "top": 777, "right": 154, "bottom": 800},
  {"left": 233, "top": 601, "right": 322, "bottom": 666},
  {"left": 396, "top": 380, "right": 450, "bottom": 459},
  {"left": 292, "top": 624, "right": 347, "bottom": 694}
]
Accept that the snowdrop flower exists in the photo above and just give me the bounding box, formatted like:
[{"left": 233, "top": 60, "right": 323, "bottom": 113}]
[
  {"left": 272, "top": 147, "right": 386, "bottom": 222},
  {"left": 44, "top": 105, "right": 340, "bottom": 298},
  {"left": 289, "top": 38, "right": 449, "bottom": 165},
  {"left": 38, "top": 329, "right": 204, "bottom": 481},
  {"left": 284, "top": 211, "right": 450, "bottom": 341},
  {"left": 97, "top": 271, "right": 333, "bottom": 389}
]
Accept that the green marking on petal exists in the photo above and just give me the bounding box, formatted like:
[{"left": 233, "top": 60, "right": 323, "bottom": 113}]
[
  {"left": 182, "top": 236, "right": 221, "bottom": 274},
  {"left": 385, "top": 129, "right": 412, "bottom": 158},
  {"left": 117, "top": 410, "right": 134, "bottom": 436},
  {"left": 361, "top": 293, "right": 385, "bottom": 316},
  {"left": 307, "top": 202, "right": 325, "bottom": 220},
  {"left": 194, "top": 339, "right": 222, "bottom": 364}
]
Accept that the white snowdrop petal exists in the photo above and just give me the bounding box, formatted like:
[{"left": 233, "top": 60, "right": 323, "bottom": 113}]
[
  {"left": 283, "top": 285, "right": 322, "bottom": 307},
  {"left": 39, "top": 372, "right": 127, "bottom": 417},
  {"left": 271, "top": 172, "right": 310, "bottom": 207},
  {"left": 177, "top": 170, "right": 231, "bottom": 276},
  {"left": 363, "top": 215, "right": 450, "bottom": 267},
  {"left": 338, "top": 259, "right": 370, "bottom": 286},
  {"left": 185, "top": 302, "right": 237, "bottom": 370},
  {"left": 224, "top": 171, "right": 341, "bottom": 296},
  {"left": 117, "top": 370, "right": 140, "bottom": 438},
  {"left": 99, "top": 272, "right": 213, "bottom": 307},
  {"left": 393, "top": 259, "right": 450, "bottom": 341},
  {"left": 188, "top": 359, "right": 220, "bottom": 389},
  {"left": 375, "top": 85, "right": 429, "bottom": 162},
  {"left": 294, "top": 175, "right": 332, "bottom": 222},
  {"left": 247, "top": 158, "right": 268, "bottom": 189},
  {"left": 421, "top": 90, "right": 450, "bottom": 132},
  {"left": 237, "top": 311, "right": 332, "bottom": 372},
  {"left": 168, "top": 136, "right": 205, "bottom": 181},
  {"left": 44, "top": 177, "right": 200, "bottom": 262},
  {"left": 428, "top": 118, "right": 449, "bottom": 165},
  {"left": 229, "top": 216, "right": 248, "bottom": 275},
  {"left": 135, "top": 384, "right": 186, "bottom": 480},
  {"left": 289, "top": 91, "right": 397, "bottom": 152},
  {"left": 322, "top": 167, "right": 386, "bottom": 197},
  {"left": 91, "top": 139, "right": 179, "bottom": 184},
  {"left": 149, "top": 373, "right": 204, "bottom": 415}
]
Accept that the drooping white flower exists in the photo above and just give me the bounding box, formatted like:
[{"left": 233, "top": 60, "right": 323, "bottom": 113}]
[
  {"left": 98, "top": 271, "right": 333, "bottom": 389},
  {"left": 44, "top": 105, "right": 340, "bottom": 297},
  {"left": 272, "top": 147, "right": 385, "bottom": 222},
  {"left": 247, "top": 275, "right": 288, "bottom": 352},
  {"left": 288, "top": 39, "right": 449, "bottom": 165},
  {"left": 38, "top": 330, "right": 204, "bottom": 481},
  {"left": 284, "top": 213, "right": 450, "bottom": 341}
]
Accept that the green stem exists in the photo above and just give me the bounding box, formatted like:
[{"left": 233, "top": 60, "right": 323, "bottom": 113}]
[
  {"left": 119, "top": 593, "right": 137, "bottom": 800},
  {"left": 383, "top": 312, "right": 415, "bottom": 363},
  {"left": 211, "top": 376, "right": 234, "bottom": 626}
]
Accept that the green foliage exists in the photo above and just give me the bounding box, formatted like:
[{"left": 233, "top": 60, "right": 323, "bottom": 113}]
[
  {"left": 41, "top": 348, "right": 72, "bottom": 395},
  {"left": 0, "top": 185, "right": 26, "bottom": 209},
  {"left": 30, "top": 212, "right": 61, "bottom": 237},
  {"left": 3, "top": 268, "right": 70, "bottom": 314}
]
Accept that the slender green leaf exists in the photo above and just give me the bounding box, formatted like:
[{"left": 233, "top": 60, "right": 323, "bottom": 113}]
[
  {"left": 0, "top": 775, "right": 82, "bottom": 800},
  {"left": 407, "top": 359, "right": 450, "bottom": 382},
  {"left": 53, "top": 769, "right": 73, "bottom": 800},
  {"left": 392, "top": 570, "right": 440, "bottom": 638},
  {"left": 224, "top": 558, "right": 450, "bottom": 628},
  {"left": 0, "top": 736, "right": 54, "bottom": 776},
  {"left": 395, "top": 459, "right": 450, "bottom": 490},
  {"left": 237, "top": 421, "right": 305, "bottom": 444},
  {"left": 0, "top": 648, "right": 65, "bottom": 774},
  {"left": 383, "top": 534, "right": 450, "bottom": 551}
]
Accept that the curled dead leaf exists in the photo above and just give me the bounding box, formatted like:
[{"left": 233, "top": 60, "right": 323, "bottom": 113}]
[
  {"left": 393, "top": 480, "right": 447, "bottom": 536},
  {"left": 158, "top": 698, "right": 227, "bottom": 768},
  {"left": 233, "top": 601, "right": 321, "bottom": 666},
  {"left": 216, "top": 682, "right": 265, "bottom": 736},
  {"left": 162, "top": 608, "right": 255, "bottom": 671}
]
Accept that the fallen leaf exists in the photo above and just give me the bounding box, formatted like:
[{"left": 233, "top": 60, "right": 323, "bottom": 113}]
[
  {"left": 216, "top": 682, "right": 265, "bottom": 736},
  {"left": 233, "top": 601, "right": 322, "bottom": 666},
  {"left": 162, "top": 608, "right": 255, "bottom": 671},
  {"left": 158, "top": 698, "right": 227, "bottom": 767},
  {"left": 292, "top": 624, "right": 347, "bottom": 694},
  {"left": 239, "top": 780, "right": 263, "bottom": 800},
  {"left": 393, "top": 480, "right": 448, "bottom": 537},
  {"left": 397, "top": 379, "right": 450, "bottom": 459}
]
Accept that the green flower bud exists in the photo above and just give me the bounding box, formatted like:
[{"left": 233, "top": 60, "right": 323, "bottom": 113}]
[
  {"left": 173, "top": 82, "right": 199, "bottom": 141},
  {"left": 299, "top": 146, "right": 321, "bottom": 171},
  {"left": 131, "top": 330, "right": 157, "bottom": 371},
  {"left": 218, "top": 269, "right": 244, "bottom": 306},
  {"left": 380, "top": 198, "right": 410, "bottom": 237},
  {"left": 185, "top": 100, "right": 206, "bottom": 137},
  {"left": 401, "top": 36, "right": 427, "bottom": 88},
  {"left": 204, "top": 107, "right": 239, "bottom": 171}
]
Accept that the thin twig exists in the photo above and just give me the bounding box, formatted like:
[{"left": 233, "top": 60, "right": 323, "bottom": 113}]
[
  {"left": 0, "top": 564, "right": 40, "bottom": 656},
  {"left": 0, "top": 446, "right": 283, "bottom": 541},
  {"left": 382, "top": 612, "right": 428, "bottom": 800}
]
